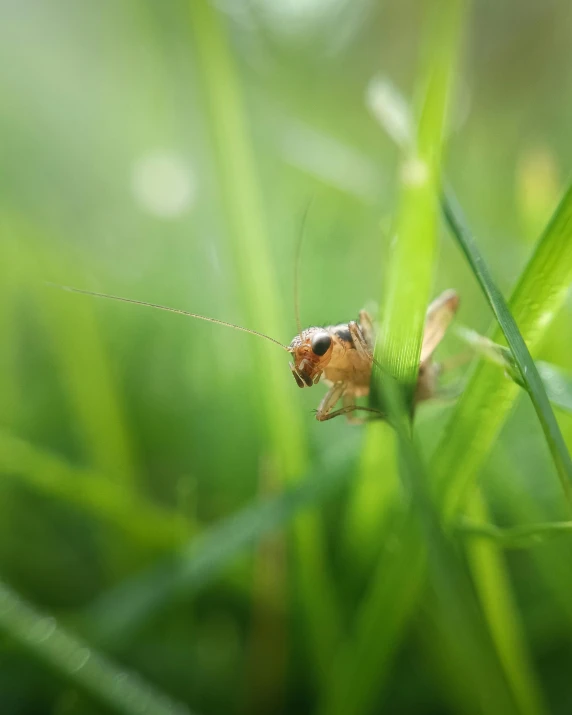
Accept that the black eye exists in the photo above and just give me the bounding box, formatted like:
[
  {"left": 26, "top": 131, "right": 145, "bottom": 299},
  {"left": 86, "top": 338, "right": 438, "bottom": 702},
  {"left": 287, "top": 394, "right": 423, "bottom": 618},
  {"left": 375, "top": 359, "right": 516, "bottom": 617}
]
[{"left": 311, "top": 332, "right": 331, "bottom": 356}]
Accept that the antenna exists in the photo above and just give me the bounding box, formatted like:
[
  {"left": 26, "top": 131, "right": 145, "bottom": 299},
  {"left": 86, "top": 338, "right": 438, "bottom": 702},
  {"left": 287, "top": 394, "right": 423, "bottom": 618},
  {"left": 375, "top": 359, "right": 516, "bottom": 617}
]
[
  {"left": 48, "top": 283, "right": 291, "bottom": 352},
  {"left": 293, "top": 196, "right": 315, "bottom": 337}
]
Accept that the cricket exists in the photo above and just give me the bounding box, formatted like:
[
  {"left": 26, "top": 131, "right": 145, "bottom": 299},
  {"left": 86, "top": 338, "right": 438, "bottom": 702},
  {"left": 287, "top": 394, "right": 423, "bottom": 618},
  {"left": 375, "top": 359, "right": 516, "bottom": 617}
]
[{"left": 53, "top": 284, "right": 459, "bottom": 423}]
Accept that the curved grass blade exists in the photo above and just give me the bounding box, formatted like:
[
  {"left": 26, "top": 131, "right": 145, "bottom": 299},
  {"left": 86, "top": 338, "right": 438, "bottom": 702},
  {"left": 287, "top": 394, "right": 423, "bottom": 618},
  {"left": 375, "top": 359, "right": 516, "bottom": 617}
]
[
  {"left": 441, "top": 185, "right": 572, "bottom": 510},
  {"left": 458, "top": 517, "right": 572, "bottom": 549},
  {"left": 0, "top": 580, "right": 191, "bottom": 715}
]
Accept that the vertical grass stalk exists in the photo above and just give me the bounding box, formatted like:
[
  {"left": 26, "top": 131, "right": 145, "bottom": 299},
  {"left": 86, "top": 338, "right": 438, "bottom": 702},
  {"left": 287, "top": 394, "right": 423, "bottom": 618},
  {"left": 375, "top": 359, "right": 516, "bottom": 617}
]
[
  {"left": 188, "top": 0, "right": 341, "bottom": 682},
  {"left": 379, "top": 0, "right": 464, "bottom": 392}
]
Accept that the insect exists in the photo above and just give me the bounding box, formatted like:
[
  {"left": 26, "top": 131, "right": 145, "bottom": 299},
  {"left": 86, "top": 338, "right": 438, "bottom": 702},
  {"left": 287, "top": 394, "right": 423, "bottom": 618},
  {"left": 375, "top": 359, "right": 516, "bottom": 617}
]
[
  {"left": 53, "top": 284, "right": 459, "bottom": 423},
  {"left": 288, "top": 289, "right": 459, "bottom": 422}
]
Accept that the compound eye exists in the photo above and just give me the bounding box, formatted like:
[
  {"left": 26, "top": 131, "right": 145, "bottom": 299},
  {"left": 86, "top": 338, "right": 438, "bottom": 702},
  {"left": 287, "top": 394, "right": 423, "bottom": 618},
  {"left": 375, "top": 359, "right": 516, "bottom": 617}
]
[{"left": 311, "top": 331, "right": 332, "bottom": 357}]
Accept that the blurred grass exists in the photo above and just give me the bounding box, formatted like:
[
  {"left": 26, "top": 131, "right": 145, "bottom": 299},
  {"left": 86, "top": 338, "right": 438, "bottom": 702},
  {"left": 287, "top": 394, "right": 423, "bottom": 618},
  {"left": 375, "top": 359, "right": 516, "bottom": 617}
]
[
  {"left": 188, "top": 0, "right": 341, "bottom": 683},
  {"left": 0, "top": 430, "right": 190, "bottom": 552},
  {"left": 0, "top": 580, "right": 190, "bottom": 715},
  {"left": 2, "top": 220, "right": 136, "bottom": 484},
  {"left": 80, "top": 432, "right": 360, "bottom": 648}
]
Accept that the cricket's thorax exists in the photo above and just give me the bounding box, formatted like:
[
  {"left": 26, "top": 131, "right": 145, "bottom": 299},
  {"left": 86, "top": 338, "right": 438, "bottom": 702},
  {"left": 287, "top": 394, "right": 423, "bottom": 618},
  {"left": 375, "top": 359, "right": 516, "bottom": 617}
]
[
  {"left": 321, "top": 323, "right": 372, "bottom": 396},
  {"left": 288, "top": 321, "right": 373, "bottom": 396}
]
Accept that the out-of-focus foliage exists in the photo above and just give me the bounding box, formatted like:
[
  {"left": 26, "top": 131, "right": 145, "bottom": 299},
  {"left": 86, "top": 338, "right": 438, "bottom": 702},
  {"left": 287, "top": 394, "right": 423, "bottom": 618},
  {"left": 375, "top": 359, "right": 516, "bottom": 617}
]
[{"left": 1, "top": 1, "right": 572, "bottom": 714}]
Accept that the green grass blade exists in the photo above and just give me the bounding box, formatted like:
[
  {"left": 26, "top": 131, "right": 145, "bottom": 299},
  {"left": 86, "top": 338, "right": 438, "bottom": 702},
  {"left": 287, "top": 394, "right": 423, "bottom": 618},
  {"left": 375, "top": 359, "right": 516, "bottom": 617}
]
[
  {"left": 458, "top": 517, "right": 572, "bottom": 549},
  {"left": 342, "top": 422, "right": 399, "bottom": 567},
  {"left": 380, "top": 0, "right": 464, "bottom": 394},
  {"left": 441, "top": 186, "right": 572, "bottom": 508},
  {"left": 80, "top": 433, "right": 360, "bottom": 648},
  {"left": 188, "top": 0, "right": 341, "bottom": 679},
  {"left": 0, "top": 579, "right": 192, "bottom": 715}
]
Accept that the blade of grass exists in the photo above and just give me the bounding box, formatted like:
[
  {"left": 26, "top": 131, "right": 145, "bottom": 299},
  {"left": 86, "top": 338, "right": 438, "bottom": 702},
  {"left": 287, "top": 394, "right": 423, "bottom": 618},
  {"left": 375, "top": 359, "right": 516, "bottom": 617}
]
[
  {"left": 458, "top": 517, "right": 572, "bottom": 549},
  {"left": 0, "top": 579, "right": 192, "bottom": 715},
  {"left": 380, "top": 0, "right": 464, "bottom": 395},
  {"left": 342, "top": 421, "right": 399, "bottom": 568},
  {"left": 188, "top": 0, "right": 341, "bottom": 680},
  {"left": 441, "top": 186, "right": 572, "bottom": 510},
  {"left": 79, "top": 432, "right": 360, "bottom": 648}
]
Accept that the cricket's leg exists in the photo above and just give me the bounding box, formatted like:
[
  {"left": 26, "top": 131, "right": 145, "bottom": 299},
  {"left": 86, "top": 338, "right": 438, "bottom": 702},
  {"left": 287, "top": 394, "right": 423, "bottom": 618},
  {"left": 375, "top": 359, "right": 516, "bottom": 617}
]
[
  {"left": 348, "top": 320, "right": 373, "bottom": 360},
  {"left": 317, "top": 389, "right": 384, "bottom": 423},
  {"left": 317, "top": 404, "right": 385, "bottom": 422},
  {"left": 342, "top": 393, "right": 384, "bottom": 424},
  {"left": 342, "top": 393, "right": 362, "bottom": 424},
  {"left": 315, "top": 382, "right": 346, "bottom": 421},
  {"left": 358, "top": 310, "right": 376, "bottom": 351}
]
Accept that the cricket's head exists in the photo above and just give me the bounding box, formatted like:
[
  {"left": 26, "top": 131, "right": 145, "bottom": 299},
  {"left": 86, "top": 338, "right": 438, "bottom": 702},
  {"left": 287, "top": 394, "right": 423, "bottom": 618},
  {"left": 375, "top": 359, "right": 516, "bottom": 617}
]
[{"left": 288, "top": 327, "right": 334, "bottom": 388}]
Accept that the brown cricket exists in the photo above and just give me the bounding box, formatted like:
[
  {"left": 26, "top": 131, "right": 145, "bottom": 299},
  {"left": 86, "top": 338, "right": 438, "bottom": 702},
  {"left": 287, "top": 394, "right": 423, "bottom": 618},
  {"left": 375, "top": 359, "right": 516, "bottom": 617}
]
[
  {"left": 288, "top": 289, "right": 459, "bottom": 422},
  {"left": 54, "top": 285, "right": 459, "bottom": 423}
]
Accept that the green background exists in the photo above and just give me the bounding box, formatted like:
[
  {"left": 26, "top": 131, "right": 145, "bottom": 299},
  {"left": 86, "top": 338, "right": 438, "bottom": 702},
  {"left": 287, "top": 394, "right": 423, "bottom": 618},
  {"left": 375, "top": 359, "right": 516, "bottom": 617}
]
[{"left": 1, "top": 1, "right": 572, "bottom": 714}]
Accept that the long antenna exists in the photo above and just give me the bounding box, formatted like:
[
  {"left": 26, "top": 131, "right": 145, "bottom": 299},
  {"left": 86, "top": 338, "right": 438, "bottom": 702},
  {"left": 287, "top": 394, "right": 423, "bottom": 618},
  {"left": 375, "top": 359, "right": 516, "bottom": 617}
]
[
  {"left": 49, "top": 284, "right": 291, "bottom": 352},
  {"left": 293, "top": 196, "right": 315, "bottom": 337}
]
